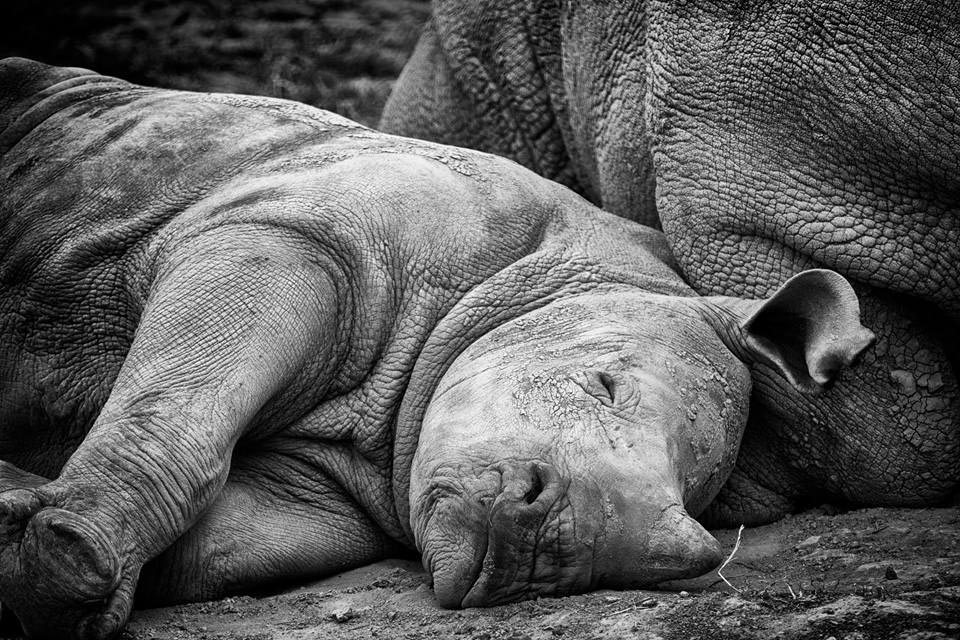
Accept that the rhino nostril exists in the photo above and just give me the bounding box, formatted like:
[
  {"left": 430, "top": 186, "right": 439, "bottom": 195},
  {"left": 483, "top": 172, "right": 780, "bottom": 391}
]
[{"left": 523, "top": 468, "right": 544, "bottom": 504}]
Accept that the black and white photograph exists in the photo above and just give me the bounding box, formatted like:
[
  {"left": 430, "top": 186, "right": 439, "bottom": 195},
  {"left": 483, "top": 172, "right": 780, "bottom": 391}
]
[{"left": 0, "top": 1, "right": 957, "bottom": 639}]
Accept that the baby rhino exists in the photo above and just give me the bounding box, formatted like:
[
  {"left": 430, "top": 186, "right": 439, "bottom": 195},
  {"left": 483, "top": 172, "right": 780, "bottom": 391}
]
[{"left": 0, "top": 58, "right": 872, "bottom": 639}]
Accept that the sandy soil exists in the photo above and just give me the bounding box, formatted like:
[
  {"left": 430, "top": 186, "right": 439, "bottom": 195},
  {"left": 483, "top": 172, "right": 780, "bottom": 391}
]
[
  {"left": 2, "top": 3, "right": 958, "bottom": 640},
  {"left": 118, "top": 507, "right": 960, "bottom": 640}
]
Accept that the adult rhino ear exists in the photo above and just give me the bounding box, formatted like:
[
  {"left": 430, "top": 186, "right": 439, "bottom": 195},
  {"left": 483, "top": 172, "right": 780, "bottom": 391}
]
[{"left": 704, "top": 269, "right": 876, "bottom": 393}]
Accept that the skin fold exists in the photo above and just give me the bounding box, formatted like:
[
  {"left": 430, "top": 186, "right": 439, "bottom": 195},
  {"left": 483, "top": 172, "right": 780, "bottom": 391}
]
[
  {"left": 380, "top": 0, "right": 960, "bottom": 524},
  {"left": 0, "top": 58, "right": 874, "bottom": 639}
]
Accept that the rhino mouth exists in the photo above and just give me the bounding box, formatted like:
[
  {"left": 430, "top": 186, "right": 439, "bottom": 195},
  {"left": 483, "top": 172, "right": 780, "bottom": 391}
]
[
  {"left": 416, "top": 463, "right": 598, "bottom": 608},
  {"left": 425, "top": 513, "right": 488, "bottom": 608}
]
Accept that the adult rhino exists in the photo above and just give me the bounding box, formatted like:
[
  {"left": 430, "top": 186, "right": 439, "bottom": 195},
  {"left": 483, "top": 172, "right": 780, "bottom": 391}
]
[
  {"left": 381, "top": 0, "right": 960, "bottom": 525},
  {"left": 0, "top": 58, "right": 873, "bottom": 639}
]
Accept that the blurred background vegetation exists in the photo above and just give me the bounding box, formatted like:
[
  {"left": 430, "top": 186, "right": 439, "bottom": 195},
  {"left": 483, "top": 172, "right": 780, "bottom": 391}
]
[{"left": 1, "top": 0, "right": 431, "bottom": 126}]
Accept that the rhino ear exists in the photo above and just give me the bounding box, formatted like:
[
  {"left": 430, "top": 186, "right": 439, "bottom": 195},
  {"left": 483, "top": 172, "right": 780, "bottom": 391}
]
[{"left": 709, "top": 269, "right": 876, "bottom": 393}]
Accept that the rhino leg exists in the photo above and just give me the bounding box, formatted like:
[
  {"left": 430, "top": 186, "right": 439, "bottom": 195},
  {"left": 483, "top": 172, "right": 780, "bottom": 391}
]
[
  {"left": 0, "top": 462, "right": 48, "bottom": 493},
  {"left": 0, "top": 228, "right": 339, "bottom": 640},
  {"left": 137, "top": 450, "right": 398, "bottom": 604}
]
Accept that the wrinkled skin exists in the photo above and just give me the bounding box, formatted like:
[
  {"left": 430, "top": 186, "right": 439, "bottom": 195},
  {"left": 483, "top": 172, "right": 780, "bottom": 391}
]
[
  {"left": 381, "top": 0, "right": 960, "bottom": 524},
  {"left": 0, "top": 58, "right": 874, "bottom": 639}
]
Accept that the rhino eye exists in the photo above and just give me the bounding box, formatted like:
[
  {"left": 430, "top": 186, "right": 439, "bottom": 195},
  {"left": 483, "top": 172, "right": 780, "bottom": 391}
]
[
  {"left": 578, "top": 370, "right": 622, "bottom": 404},
  {"left": 597, "top": 372, "right": 617, "bottom": 401}
]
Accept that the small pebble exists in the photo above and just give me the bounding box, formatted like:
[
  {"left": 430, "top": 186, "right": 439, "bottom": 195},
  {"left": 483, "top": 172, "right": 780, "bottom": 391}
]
[
  {"left": 330, "top": 607, "right": 355, "bottom": 623},
  {"left": 639, "top": 597, "right": 658, "bottom": 608},
  {"left": 603, "top": 595, "right": 621, "bottom": 603},
  {"left": 678, "top": 591, "right": 691, "bottom": 598}
]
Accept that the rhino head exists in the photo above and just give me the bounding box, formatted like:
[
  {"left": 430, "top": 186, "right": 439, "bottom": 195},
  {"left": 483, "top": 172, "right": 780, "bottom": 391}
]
[{"left": 410, "top": 269, "right": 874, "bottom": 607}]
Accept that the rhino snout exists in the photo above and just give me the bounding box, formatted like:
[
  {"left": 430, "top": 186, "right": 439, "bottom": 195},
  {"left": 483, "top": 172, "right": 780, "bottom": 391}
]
[
  {"left": 418, "top": 462, "right": 594, "bottom": 609},
  {"left": 419, "top": 459, "right": 723, "bottom": 608}
]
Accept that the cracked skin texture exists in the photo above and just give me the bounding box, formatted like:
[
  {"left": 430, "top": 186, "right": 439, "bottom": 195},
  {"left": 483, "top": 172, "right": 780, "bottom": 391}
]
[
  {"left": 380, "top": 0, "right": 960, "bottom": 525},
  {"left": 0, "top": 57, "right": 880, "bottom": 638},
  {"left": 0, "top": 57, "right": 677, "bottom": 638}
]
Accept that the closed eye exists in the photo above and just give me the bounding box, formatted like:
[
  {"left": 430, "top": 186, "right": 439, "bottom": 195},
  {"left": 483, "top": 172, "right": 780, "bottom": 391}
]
[
  {"left": 597, "top": 372, "right": 617, "bottom": 402},
  {"left": 578, "top": 370, "right": 619, "bottom": 405}
]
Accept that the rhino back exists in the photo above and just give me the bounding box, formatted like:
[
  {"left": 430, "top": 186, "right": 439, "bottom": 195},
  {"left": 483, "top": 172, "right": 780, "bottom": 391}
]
[
  {"left": 0, "top": 59, "right": 688, "bottom": 490},
  {"left": 645, "top": 2, "right": 960, "bottom": 312}
]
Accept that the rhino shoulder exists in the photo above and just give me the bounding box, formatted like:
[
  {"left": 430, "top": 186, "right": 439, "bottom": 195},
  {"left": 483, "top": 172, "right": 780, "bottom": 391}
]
[
  {"left": 0, "top": 57, "right": 92, "bottom": 99},
  {"left": 0, "top": 57, "right": 134, "bottom": 157}
]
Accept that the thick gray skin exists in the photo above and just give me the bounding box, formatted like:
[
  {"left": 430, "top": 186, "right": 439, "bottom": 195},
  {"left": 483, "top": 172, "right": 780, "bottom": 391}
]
[
  {"left": 381, "top": 0, "right": 960, "bottom": 524},
  {"left": 0, "top": 58, "right": 873, "bottom": 639}
]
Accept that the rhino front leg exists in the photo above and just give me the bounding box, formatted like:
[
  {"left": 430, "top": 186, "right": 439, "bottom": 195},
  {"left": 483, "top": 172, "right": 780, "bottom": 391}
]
[
  {"left": 0, "top": 462, "right": 48, "bottom": 493},
  {"left": 0, "top": 228, "right": 340, "bottom": 640}
]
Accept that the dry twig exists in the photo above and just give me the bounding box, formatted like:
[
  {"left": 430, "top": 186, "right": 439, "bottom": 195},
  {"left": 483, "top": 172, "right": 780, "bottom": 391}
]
[{"left": 717, "top": 524, "right": 745, "bottom": 593}]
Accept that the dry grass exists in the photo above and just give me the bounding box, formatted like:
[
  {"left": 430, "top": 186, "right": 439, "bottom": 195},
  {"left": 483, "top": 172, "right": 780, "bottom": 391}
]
[{"left": 1, "top": 0, "right": 431, "bottom": 126}]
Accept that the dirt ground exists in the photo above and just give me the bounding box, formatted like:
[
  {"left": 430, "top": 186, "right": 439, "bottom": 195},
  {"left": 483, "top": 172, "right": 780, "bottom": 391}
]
[
  {"left": 123, "top": 507, "right": 960, "bottom": 640},
  {"left": 2, "top": 2, "right": 958, "bottom": 639}
]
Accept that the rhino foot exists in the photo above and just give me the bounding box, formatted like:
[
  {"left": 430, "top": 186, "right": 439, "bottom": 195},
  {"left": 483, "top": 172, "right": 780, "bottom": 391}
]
[{"left": 0, "top": 490, "right": 132, "bottom": 640}]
